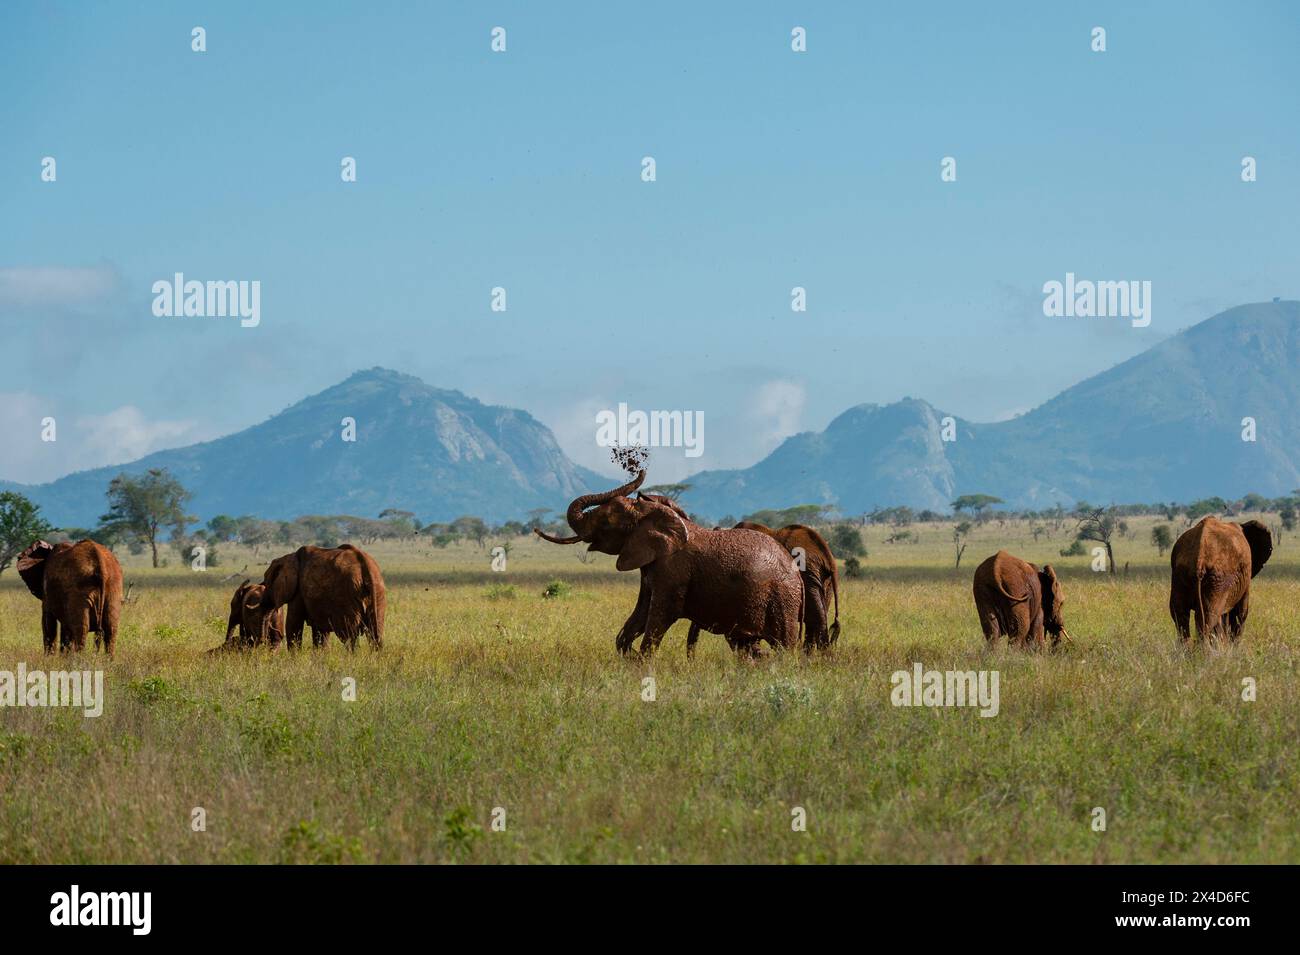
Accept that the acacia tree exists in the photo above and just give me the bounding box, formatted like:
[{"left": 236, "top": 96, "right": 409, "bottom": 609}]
[
  {"left": 952, "top": 521, "right": 972, "bottom": 568},
  {"left": 451, "top": 515, "right": 489, "bottom": 548},
  {"left": 1075, "top": 506, "right": 1120, "bottom": 574},
  {"left": 0, "top": 491, "right": 54, "bottom": 577},
  {"left": 643, "top": 483, "right": 692, "bottom": 502},
  {"left": 1150, "top": 523, "right": 1173, "bottom": 556},
  {"left": 98, "top": 468, "right": 193, "bottom": 568},
  {"left": 951, "top": 494, "right": 1003, "bottom": 523}
]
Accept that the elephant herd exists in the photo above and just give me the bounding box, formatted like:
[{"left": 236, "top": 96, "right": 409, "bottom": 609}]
[
  {"left": 14, "top": 540, "right": 386, "bottom": 656},
  {"left": 969, "top": 515, "right": 1272, "bottom": 649},
  {"left": 10, "top": 472, "right": 1275, "bottom": 658}
]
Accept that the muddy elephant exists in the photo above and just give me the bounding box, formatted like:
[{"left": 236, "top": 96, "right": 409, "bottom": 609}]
[
  {"left": 254, "top": 545, "right": 386, "bottom": 650},
  {"left": 17, "top": 539, "right": 123, "bottom": 656},
  {"left": 735, "top": 522, "right": 839, "bottom": 649},
  {"left": 1169, "top": 516, "right": 1272, "bottom": 644},
  {"left": 972, "top": 550, "right": 1069, "bottom": 649},
  {"left": 536, "top": 472, "right": 804, "bottom": 657},
  {"left": 215, "top": 580, "right": 286, "bottom": 651}
]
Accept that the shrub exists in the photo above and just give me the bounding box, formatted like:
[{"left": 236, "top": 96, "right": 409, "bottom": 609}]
[{"left": 541, "top": 580, "right": 572, "bottom": 599}]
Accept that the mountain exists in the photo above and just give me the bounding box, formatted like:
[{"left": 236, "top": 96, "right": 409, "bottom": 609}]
[
  {"left": 681, "top": 301, "right": 1300, "bottom": 518},
  {"left": 8, "top": 302, "right": 1299, "bottom": 529},
  {"left": 2, "top": 369, "right": 607, "bottom": 527}
]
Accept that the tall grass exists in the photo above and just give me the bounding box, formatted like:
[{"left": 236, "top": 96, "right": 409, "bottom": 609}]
[{"left": 1, "top": 518, "right": 1297, "bottom": 863}]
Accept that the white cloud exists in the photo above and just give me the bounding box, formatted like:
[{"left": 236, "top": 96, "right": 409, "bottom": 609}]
[
  {"left": 750, "top": 379, "right": 806, "bottom": 450},
  {"left": 76, "top": 406, "right": 200, "bottom": 467},
  {"left": 0, "top": 393, "right": 201, "bottom": 484},
  {"left": 0, "top": 265, "right": 119, "bottom": 308},
  {"left": 547, "top": 395, "right": 621, "bottom": 478}
]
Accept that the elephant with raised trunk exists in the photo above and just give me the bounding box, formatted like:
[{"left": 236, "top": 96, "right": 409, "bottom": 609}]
[
  {"left": 254, "top": 545, "right": 386, "bottom": 650},
  {"left": 17, "top": 539, "right": 123, "bottom": 656},
  {"left": 1169, "top": 516, "right": 1272, "bottom": 644},
  {"left": 536, "top": 472, "right": 804, "bottom": 657},
  {"left": 972, "top": 550, "right": 1069, "bottom": 649}
]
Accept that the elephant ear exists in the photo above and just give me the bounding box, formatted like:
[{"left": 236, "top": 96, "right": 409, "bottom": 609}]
[
  {"left": 16, "top": 540, "right": 54, "bottom": 599},
  {"left": 617, "top": 503, "right": 690, "bottom": 571},
  {"left": 1239, "top": 520, "right": 1273, "bottom": 577},
  {"left": 1038, "top": 564, "right": 1062, "bottom": 609}
]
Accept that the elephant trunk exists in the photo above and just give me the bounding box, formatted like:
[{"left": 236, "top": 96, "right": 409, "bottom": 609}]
[
  {"left": 561, "top": 471, "right": 646, "bottom": 539},
  {"left": 534, "top": 529, "right": 582, "bottom": 544}
]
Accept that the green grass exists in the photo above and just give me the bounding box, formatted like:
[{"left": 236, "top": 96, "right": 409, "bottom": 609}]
[{"left": 1, "top": 517, "right": 1298, "bottom": 863}]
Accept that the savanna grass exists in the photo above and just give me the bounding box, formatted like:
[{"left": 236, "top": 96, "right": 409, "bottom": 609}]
[{"left": 1, "top": 517, "right": 1297, "bottom": 863}]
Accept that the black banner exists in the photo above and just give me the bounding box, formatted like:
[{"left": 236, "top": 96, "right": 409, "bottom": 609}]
[{"left": 0, "top": 865, "right": 1274, "bottom": 941}]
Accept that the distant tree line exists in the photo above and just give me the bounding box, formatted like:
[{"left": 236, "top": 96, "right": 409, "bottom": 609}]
[{"left": 2, "top": 469, "right": 1298, "bottom": 577}]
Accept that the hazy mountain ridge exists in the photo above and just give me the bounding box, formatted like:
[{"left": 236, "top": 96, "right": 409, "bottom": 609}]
[
  {"left": 5, "top": 302, "right": 1298, "bottom": 528},
  {"left": 2, "top": 368, "right": 607, "bottom": 526},
  {"left": 681, "top": 301, "right": 1300, "bottom": 517}
]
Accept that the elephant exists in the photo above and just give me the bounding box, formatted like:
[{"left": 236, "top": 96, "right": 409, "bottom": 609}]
[
  {"left": 216, "top": 579, "right": 286, "bottom": 651},
  {"left": 536, "top": 471, "right": 804, "bottom": 657},
  {"left": 254, "top": 544, "right": 386, "bottom": 650},
  {"left": 736, "top": 522, "right": 840, "bottom": 648},
  {"left": 17, "top": 539, "right": 123, "bottom": 656},
  {"left": 1169, "top": 516, "right": 1272, "bottom": 644},
  {"left": 682, "top": 521, "right": 840, "bottom": 656},
  {"left": 972, "top": 550, "right": 1069, "bottom": 649}
]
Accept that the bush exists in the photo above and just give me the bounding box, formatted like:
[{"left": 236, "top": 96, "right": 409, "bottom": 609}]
[
  {"left": 843, "top": 556, "right": 865, "bottom": 579},
  {"left": 829, "top": 524, "right": 866, "bottom": 558},
  {"left": 541, "top": 580, "right": 572, "bottom": 599}
]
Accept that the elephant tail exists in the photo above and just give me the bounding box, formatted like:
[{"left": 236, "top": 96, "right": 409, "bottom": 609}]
[
  {"left": 1196, "top": 562, "right": 1207, "bottom": 637},
  {"left": 994, "top": 581, "right": 1030, "bottom": 604}
]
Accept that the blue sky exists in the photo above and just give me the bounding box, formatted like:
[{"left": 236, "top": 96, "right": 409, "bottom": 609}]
[{"left": 2, "top": 1, "right": 1297, "bottom": 484}]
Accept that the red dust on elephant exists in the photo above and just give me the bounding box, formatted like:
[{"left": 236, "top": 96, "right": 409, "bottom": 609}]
[{"left": 17, "top": 539, "right": 123, "bottom": 656}]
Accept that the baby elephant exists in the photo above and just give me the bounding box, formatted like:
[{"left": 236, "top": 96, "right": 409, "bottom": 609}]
[
  {"left": 217, "top": 579, "right": 285, "bottom": 651},
  {"left": 972, "top": 550, "right": 1070, "bottom": 649}
]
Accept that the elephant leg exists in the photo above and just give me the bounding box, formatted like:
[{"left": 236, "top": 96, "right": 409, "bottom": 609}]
[
  {"left": 981, "top": 609, "right": 1001, "bottom": 646},
  {"left": 638, "top": 592, "right": 683, "bottom": 658},
  {"left": 803, "top": 581, "right": 828, "bottom": 653},
  {"left": 101, "top": 602, "right": 119, "bottom": 658},
  {"left": 1228, "top": 594, "right": 1249, "bottom": 642},
  {"left": 1028, "top": 606, "right": 1046, "bottom": 651},
  {"left": 312, "top": 626, "right": 328, "bottom": 649},
  {"left": 975, "top": 593, "right": 1001, "bottom": 646},
  {"left": 285, "top": 604, "right": 305, "bottom": 650},
  {"left": 1169, "top": 589, "right": 1191, "bottom": 642},
  {"left": 616, "top": 581, "right": 651, "bottom": 655},
  {"left": 42, "top": 610, "right": 58, "bottom": 654},
  {"left": 686, "top": 623, "right": 701, "bottom": 658},
  {"left": 1190, "top": 582, "right": 1211, "bottom": 643},
  {"left": 65, "top": 606, "right": 89, "bottom": 653}
]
